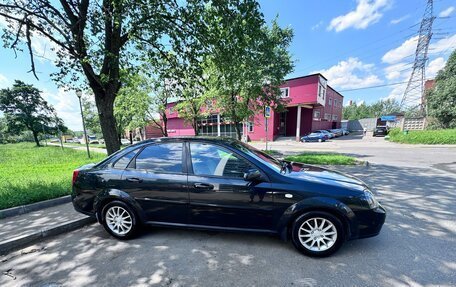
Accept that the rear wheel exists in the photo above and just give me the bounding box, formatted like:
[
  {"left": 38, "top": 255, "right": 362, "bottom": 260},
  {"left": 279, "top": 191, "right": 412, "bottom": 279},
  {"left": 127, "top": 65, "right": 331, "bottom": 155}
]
[
  {"left": 101, "top": 201, "right": 139, "bottom": 239},
  {"left": 291, "top": 211, "right": 345, "bottom": 257}
]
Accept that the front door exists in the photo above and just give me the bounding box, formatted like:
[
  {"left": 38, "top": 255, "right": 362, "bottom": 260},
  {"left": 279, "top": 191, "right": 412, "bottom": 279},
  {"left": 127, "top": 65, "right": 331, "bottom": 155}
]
[
  {"left": 279, "top": 112, "right": 287, "bottom": 136},
  {"left": 121, "top": 142, "right": 189, "bottom": 223},
  {"left": 187, "top": 142, "right": 274, "bottom": 230}
]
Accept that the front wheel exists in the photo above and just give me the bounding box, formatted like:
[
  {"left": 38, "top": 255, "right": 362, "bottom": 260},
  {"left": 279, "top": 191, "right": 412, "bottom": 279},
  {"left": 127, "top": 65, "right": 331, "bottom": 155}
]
[
  {"left": 291, "top": 211, "right": 345, "bottom": 257},
  {"left": 101, "top": 201, "right": 139, "bottom": 239}
]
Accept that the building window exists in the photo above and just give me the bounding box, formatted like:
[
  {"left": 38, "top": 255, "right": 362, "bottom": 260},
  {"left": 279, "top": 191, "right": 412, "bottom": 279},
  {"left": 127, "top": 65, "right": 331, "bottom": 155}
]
[
  {"left": 280, "top": 87, "right": 289, "bottom": 98},
  {"left": 313, "top": 110, "right": 321, "bottom": 119},
  {"left": 169, "top": 107, "right": 175, "bottom": 115},
  {"left": 247, "top": 121, "right": 254, "bottom": 132},
  {"left": 328, "top": 98, "right": 332, "bottom": 106},
  {"left": 324, "top": 113, "right": 331, "bottom": 121},
  {"left": 332, "top": 114, "right": 338, "bottom": 121},
  {"left": 334, "top": 100, "right": 338, "bottom": 107}
]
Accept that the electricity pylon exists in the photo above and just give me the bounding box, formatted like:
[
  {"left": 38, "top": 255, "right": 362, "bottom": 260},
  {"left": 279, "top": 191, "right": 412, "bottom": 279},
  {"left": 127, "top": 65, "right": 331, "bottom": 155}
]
[{"left": 400, "top": 0, "right": 434, "bottom": 115}]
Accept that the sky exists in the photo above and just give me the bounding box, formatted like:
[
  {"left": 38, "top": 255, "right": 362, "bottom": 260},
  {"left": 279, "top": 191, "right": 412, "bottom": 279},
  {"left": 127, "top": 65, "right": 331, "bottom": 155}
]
[{"left": 0, "top": 0, "right": 455, "bottom": 130}]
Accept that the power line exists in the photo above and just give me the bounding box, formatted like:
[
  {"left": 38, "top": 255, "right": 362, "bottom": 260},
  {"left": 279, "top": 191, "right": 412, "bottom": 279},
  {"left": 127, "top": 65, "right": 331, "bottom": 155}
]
[{"left": 339, "top": 80, "right": 421, "bottom": 92}]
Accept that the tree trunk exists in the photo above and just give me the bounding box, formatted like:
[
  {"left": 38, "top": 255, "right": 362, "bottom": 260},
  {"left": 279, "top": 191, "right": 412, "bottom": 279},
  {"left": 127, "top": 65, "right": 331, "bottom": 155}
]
[
  {"left": 94, "top": 92, "right": 120, "bottom": 155},
  {"left": 129, "top": 130, "right": 133, "bottom": 144},
  {"left": 32, "top": 130, "right": 41, "bottom": 147},
  {"left": 192, "top": 117, "right": 199, "bottom": 136},
  {"left": 162, "top": 114, "right": 168, "bottom": 137},
  {"left": 233, "top": 121, "right": 242, "bottom": 140}
]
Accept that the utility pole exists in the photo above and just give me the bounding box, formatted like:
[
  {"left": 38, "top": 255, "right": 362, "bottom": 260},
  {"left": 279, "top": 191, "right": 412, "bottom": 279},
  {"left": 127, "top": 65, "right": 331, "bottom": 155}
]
[
  {"left": 76, "top": 91, "right": 91, "bottom": 159},
  {"left": 400, "top": 0, "right": 434, "bottom": 115}
]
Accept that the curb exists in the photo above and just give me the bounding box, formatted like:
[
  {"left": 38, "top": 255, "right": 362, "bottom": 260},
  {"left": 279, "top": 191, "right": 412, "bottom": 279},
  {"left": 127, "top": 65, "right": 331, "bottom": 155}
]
[
  {"left": 0, "top": 195, "right": 72, "bottom": 219},
  {"left": 0, "top": 216, "right": 96, "bottom": 255}
]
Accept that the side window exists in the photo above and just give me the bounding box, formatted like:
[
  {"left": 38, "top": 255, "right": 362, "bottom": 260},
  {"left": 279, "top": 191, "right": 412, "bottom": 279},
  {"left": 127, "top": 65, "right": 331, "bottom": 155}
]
[
  {"left": 135, "top": 143, "right": 183, "bottom": 173},
  {"left": 190, "top": 143, "right": 252, "bottom": 178},
  {"left": 113, "top": 149, "right": 139, "bottom": 169}
]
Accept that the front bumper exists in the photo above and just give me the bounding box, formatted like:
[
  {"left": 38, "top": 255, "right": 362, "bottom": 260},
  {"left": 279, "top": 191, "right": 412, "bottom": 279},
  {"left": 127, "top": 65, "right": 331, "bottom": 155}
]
[{"left": 351, "top": 204, "right": 386, "bottom": 239}]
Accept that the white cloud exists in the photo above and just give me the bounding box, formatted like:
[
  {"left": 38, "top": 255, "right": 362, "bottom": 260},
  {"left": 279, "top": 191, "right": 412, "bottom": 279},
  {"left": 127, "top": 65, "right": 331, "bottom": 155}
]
[
  {"left": 31, "top": 34, "right": 59, "bottom": 62},
  {"left": 383, "top": 33, "right": 456, "bottom": 66},
  {"left": 327, "top": 0, "right": 392, "bottom": 32},
  {"left": 426, "top": 57, "right": 446, "bottom": 79},
  {"left": 390, "top": 14, "right": 410, "bottom": 25},
  {"left": 0, "top": 74, "right": 8, "bottom": 88},
  {"left": 429, "top": 34, "right": 456, "bottom": 55},
  {"left": 384, "top": 83, "right": 407, "bottom": 102},
  {"left": 382, "top": 36, "right": 418, "bottom": 64},
  {"left": 311, "top": 21, "right": 324, "bottom": 31},
  {"left": 439, "top": 6, "right": 455, "bottom": 17},
  {"left": 42, "top": 88, "right": 84, "bottom": 131},
  {"left": 313, "top": 57, "right": 383, "bottom": 89},
  {"left": 384, "top": 62, "right": 412, "bottom": 81}
]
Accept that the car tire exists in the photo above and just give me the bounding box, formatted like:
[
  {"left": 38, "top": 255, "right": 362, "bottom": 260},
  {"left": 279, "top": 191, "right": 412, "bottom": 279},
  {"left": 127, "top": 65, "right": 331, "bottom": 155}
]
[
  {"left": 101, "top": 200, "right": 140, "bottom": 240},
  {"left": 291, "top": 211, "right": 345, "bottom": 257}
]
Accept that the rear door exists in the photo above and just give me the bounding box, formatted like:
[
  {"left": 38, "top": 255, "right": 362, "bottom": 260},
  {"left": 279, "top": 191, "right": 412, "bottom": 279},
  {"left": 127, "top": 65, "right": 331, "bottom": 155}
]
[
  {"left": 187, "top": 142, "right": 274, "bottom": 230},
  {"left": 120, "top": 142, "right": 189, "bottom": 223}
]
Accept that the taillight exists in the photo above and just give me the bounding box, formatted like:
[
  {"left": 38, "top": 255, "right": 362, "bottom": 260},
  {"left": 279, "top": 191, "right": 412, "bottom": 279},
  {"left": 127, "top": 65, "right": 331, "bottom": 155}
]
[{"left": 72, "top": 170, "right": 80, "bottom": 185}]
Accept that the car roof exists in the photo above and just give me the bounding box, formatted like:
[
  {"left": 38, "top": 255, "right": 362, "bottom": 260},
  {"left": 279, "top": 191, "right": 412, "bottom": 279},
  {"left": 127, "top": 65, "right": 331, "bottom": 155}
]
[{"left": 136, "top": 136, "right": 242, "bottom": 146}]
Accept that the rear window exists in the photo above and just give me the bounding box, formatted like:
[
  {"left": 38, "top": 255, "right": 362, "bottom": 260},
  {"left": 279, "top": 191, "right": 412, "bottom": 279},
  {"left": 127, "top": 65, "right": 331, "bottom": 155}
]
[
  {"left": 113, "top": 149, "right": 139, "bottom": 169},
  {"left": 135, "top": 143, "right": 183, "bottom": 173}
]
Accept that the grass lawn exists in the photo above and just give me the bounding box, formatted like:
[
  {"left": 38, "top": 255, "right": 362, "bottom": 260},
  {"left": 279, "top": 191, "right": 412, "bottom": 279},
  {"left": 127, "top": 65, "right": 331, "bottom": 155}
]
[
  {"left": 0, "top": 143, "right": 106, "bottom": 210},
  {"left": 284, "top": 153, "right": 357, "bottom": 165},
  {"left": 388, "top": 128, "right": 456, "bottom": 144}
]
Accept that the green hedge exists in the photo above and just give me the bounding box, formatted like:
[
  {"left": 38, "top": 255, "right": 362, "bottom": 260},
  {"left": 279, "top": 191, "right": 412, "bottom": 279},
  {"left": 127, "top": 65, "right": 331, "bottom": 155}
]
[{"left": 388, "top": 128, "right": 456, "bottom": 144}]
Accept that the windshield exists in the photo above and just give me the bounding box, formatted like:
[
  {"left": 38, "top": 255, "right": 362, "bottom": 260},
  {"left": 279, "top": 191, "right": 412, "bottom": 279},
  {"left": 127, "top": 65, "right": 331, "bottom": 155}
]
[{"left": 232, "top": 142, "right": 283, "bottom": 173}]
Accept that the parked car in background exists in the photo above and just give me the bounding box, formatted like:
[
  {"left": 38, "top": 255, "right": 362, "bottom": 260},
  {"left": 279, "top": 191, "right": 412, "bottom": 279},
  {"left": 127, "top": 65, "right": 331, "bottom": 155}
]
[
  {"left": 120, "top": 138, "right": 131, "bottom": 145},
  {"left": 72, "top": 137, "right": 386, "bottom": 257},
  {"left": 314, "top": 130, "right": 334, "bottom": 139},
  {"left": 329, "top": 129, "right": 343, "bottom": 137},
  {"left": 301, "top": 133, "right": 328, "bottom": 142},
  {"left": 341, "top": 128, "right": 350, "bottom": 135},
  {"left": 373, "top": 126, "right": 388, "bottom": 137}
]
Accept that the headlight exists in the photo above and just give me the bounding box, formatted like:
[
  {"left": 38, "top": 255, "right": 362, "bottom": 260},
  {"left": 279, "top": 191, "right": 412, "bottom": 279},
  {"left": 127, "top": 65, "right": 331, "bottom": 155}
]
[{"left": 362, "top": 190, "right": 379, "bottom": 209}]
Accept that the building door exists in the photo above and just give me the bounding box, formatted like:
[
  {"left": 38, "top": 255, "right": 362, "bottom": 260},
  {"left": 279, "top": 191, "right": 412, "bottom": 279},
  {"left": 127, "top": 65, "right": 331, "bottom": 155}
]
[
  {"left": 332, "top": 121, "right": 337, "bottom": 129},
  {"left": 279, "top": 112, "right": 287, "bottom": 136}
]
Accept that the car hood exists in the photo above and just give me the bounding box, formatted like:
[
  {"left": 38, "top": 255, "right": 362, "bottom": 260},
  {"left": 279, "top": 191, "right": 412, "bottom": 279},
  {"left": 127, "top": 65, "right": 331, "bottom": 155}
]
[{"left": 285, "top": 162, "right": 368, "bottom": 190}]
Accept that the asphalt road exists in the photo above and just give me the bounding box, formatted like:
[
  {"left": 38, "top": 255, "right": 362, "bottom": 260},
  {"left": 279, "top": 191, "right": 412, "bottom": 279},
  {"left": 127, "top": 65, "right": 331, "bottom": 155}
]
[
  {"left": 251, "top": 133, "right": 456, "bottom": 169},
  {"left": 1, "top": 140, "right": 455, "bottom": 286}
]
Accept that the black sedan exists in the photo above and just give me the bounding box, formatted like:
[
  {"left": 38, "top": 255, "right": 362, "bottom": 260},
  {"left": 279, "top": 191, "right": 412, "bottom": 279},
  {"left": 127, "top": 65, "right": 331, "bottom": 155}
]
[
  {"left": 72, "top": 137, "right": 385, "bottom": 257},
  {"left": 373, "top": 126, "right": 388, "bottom": 137}
]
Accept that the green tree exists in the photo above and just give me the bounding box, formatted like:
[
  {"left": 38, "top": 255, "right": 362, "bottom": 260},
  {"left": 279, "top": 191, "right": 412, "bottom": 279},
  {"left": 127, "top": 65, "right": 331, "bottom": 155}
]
[
  {"left": 0, "top": 80, "right": 65, "bottom": 146},
  {"left": 342, "top": 99, "right": 401, "bottom": 120},
  {"left": 115, "top": 72, "right": 153, "bottom": 142},
  {"left": 203, "top": 2, "right": 294, "bottom": 140},
  {"left": 0, "top": 0, "right": 210, "bottom": 154},
  {"left": 427, "top": 50, "right": 456, "bottom": 128},
  {"left": 81, "top": 95, "right": 102, "bottom": 137}
]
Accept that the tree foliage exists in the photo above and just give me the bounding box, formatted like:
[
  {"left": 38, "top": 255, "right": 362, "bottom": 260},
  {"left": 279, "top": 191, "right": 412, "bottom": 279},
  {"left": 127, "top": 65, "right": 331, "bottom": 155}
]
[
  {"left": 0, "top": 0, "right": 210, "bottom": 154},
  {"left": 0, "top": 80, "right": 65, "bottom": 146},
  {"left": 343, "top": 99, "right": 401, "bottom": 120},
  {"left": 81, "top": 95, "right": 102, "bottom": 136},
  {"left": 426, "top": 49, "right": 456, "bottom": 129},
  {"left": 202, "top": 1, "right": 294, "bottom": 139},
  {"left": 115, "top": 72, "right": 153, "bottom": 140}
]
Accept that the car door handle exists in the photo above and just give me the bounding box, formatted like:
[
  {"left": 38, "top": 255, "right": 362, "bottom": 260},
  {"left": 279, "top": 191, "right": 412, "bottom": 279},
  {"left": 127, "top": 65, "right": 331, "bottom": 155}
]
[
  {"left": 193, "top": 183, "right": 214, "bottom": 190},
  {"left": 126, "top": 177, "right": 143, "bottom": 183}
]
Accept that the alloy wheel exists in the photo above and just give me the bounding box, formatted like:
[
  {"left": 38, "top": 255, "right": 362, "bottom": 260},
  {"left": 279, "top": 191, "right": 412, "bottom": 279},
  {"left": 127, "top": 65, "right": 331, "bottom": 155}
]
[
  {"left": 298, "top": 217, "right": 338, "bottom": 252},
  {"left": 105, "top": 206, "right": 133, "bottom": 235}
]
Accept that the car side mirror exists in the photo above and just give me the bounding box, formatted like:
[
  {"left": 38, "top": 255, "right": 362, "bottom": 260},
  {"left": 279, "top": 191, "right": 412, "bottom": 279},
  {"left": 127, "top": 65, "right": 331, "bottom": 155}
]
[{"left": 244, "top": 169, "right": 262, "bottom": 181}]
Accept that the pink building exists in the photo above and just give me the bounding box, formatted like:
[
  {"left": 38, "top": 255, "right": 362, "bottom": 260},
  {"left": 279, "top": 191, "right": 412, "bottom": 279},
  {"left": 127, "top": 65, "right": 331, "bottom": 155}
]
[{"left": 154, "top": 73, "right": 343, "bottom": 141}]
